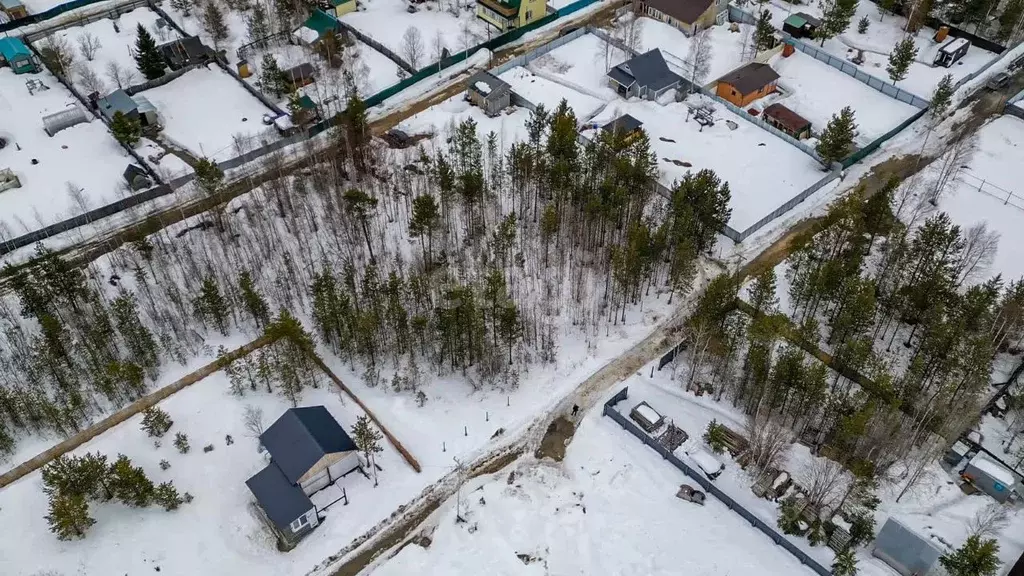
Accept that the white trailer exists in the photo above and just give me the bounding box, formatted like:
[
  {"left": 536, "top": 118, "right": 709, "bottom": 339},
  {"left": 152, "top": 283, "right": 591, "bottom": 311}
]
[{"left": 934, "top": 37, "right": 971, "bottom": 67}]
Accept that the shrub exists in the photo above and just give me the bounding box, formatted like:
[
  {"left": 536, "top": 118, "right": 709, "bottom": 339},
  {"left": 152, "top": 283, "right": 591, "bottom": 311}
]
[
  {"left": 141, "top": 407, "right": 173, "bottom": 438},
  {"left": 174, "top": 432, "right": 190, "bottom": 454}
]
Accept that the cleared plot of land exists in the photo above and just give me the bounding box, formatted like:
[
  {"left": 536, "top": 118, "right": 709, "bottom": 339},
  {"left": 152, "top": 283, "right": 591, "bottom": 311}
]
[
  {"left": 929, "top": 115, "right": 1024, "bottom": 282},
  {"left": 768, "top": 52, "right": 918, "bottom": 144},
  {"left": 0, "top": 68, "right": 129, "bottom": 234},
  {"left": 586, "top": 95, "right": 827, "bottom": 232},
  {"left": 53, "top": 7, "right": 181, "bottom": 96},
  {"left": 396, "top": 94, "right": 533, "bottom": 149},
  {"left": 342, "top": 0, "right": 489, "bottom": 67},
  {"left": 530, "top": 32, "right": 625, "bottom": 100},
  {"left": 634, "top": 16, "right": 755, "bottom": 84},
  {"left": 499, "top": 66, "right": 605, "bottom": 118},
  {"left": 164, "top": 2, "right": 249, "bottom": 65},
  {"left": 761, "top": 0, "right": 997, "bottom": 97},
  {"left": 140, "top": 67, "right": 278, "bottom": 162},
  {"left": 372, "top": 405, "right": 818, "bottom": 576}
]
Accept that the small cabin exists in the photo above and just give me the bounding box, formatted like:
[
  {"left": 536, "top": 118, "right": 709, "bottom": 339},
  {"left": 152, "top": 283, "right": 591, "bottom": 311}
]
[
  {"left": 629, "top": 401, "right": 664, "bottom": 432},
  {"left": 715, "top": 62, "right": 779, "bottom": 107},
  {"left": 283, "top": 62, "right": 316, "bottom": 91},
  {"left": 782, "top": 12, "right": 820, "bottom": 39},
  {"left": 601, "top": 114, "right": 644, "bottom": 141},
  {"left": 465, "top": 71, "right": 511, "bottom": 117},
  {"left": 762, "top": 103, "right": 811, "bottom": 139},
  {"left": 0, "top": 37, "right": 38, "bottom": 74},
  {"left": 934, "top": 37, "right": 970, "bottom": 68}
]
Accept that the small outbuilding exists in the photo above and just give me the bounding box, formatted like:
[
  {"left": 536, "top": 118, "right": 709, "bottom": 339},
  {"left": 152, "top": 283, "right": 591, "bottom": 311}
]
[
  {"left": 607, "top": 49, "right": 681, "bottom": 100},
  {"left": 600, "top": 114, "right": 644, "bottom": 140},
  {"left": 0, "top": 37, "right": 38, "bottom": 74},
  {"left": 715, "top": 62, "right": 779, "bottom": 107},
  {"left": 157, "top": 36, "right": 216, "bottom": 70},
  {"left": 0, "top": 0, "right": 27, "bottom": 20},
  {"left": 42, "top": 105, "right": 89, "bottom": 136},
  {"left": 283, "top": 62, "right": 316, "bottom": 90},
  {"left": 96, "top": 90, "right": 158, "bottom": 127},
  {"left": 629, "top": 401, "right": 664, "bottom": 432},
  {"left": 323, "top": 0, "right": 356, "bottom": 18},
  {"left": 782, "top": 12, "right": 821, "bottom": 39},
  {"left": 872, "top": 518, "right": 943, "bottom": 576},
  {"left": 292, "top": 9, "right": 342, "bottom": 45},
  {"left": 123, "top": 164, "right": 152, "bottom": 190},
  {"left": 762, "top": 103, "right": 811, "bottom": 139},
  {"left": 943, "top": 440, "right": 971, "bottom": 466},
  {"left": 963, "top": 454, "right": 1018, "bottom": 503},
  {"left": 466, "top": 71, "right": 511, "bottom": 117},
  {"left": 247, "top": 406, "right": 363, "bottom": 548}
]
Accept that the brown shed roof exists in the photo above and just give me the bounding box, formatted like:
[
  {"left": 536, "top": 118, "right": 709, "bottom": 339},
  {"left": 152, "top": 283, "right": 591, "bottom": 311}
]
[
  {"left": 763, "top": 103, "right": 810, "bottom": 132},
  {"left": 643, "top": 0, "right": 715, "bottom": 25},
  {"left": 716, "top": 62, "right": 780, "bottom": 95}
]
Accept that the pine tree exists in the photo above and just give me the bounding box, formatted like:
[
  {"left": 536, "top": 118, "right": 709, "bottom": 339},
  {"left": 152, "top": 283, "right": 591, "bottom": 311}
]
[
  {"left": 174, "top": 432, "right": 191, "bottom": 454},
  {"left": 999, "top": 0, "right": 1024, "bottom": 41},
  {"left": 46, "top": 491, "right": 95, "bottom": 540},
  {"left": 112, "top": 290, "right": 159, "bottom": 373},
  {"left": 886, "top": 37, "right": 918, "bottom": 84},
  {"left": 259, "top": 53, "right": 286, "bottom": 97},
  {"left": 245, "top": 2, "right": 270, "bottom": 46},
  {"left": 940, "top": 535, "right": 1001, "bottom": 576},
  {"left": 754, "top": 10, "right": 776, "bottom": 54},
  {"left": 202, "top": 2, "right": 229, "bottom": 48},
  {"left": 409, "top": 194, "right": 440, "bottom": 268},
  {"left": 930, "top": 74, "right": 955, "bottom": 121},
  {"left": 237, "top": 270, "right": 270, "bottom": 327},
  {"left": 815, "top": 106, "right": 858, "bottom": 167},
  {"left": 670, "top": 169, "right": 731, "bottom": 255},
  {"left": 857, "top": 15, "right": 869, "bottom": 32},
  {"left": 194, "top": 276, "right": 231, "bottom": 335},
  {"left": 110, "top": 111, "right": 142, "bottom": 147},
  {"left": 343, "top": 188, "right": 379, "bottom": 263},
  {"left": 193, "top": 157, "right": 224, "bottom": 197},
  {"left": 351, "top": 415, "right": 383, "bottom": 486},
  {"left": 107, "top": 454, "right": 154, "bottom": 507},
  {"left": 134, "top": 24, "right": 166, "bottom": 80},
  {"left": 817, "top": 0, "right": 859, "bottom": 45},
  {"left": 831, "top": 547, "right": 858, "bottom": 575},
  {"left": 141, "top": 406, "right": 173, "bottom": 437},
  {"left": 154, "top": 481, "right": 185, "bottom": 511}
]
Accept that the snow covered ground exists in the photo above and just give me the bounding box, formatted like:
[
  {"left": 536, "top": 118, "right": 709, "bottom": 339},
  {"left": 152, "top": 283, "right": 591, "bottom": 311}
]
[
  {"left": 758, "top": 0, "right": 999, "bottom": 97},
  {"left": 767, "top": 51, "right": 919, "bottom": 144},
  {"left": 499, "top": 66, "right": 605, "bottom": 118},
  {"left": 162, "top": 1, "right": 249, "bottom": 65},
  {"left": 342, "top": 0, "right": 490, "bottom": 68},
  {"left": 0, "top": 67, "right": 130, "bottom": 236},
  {"left": 51, "top": 7, "right": 181, "bottom": 96},
  {"left": 584, "top": 94, "right": 829, "bottom": 232},
  {"left": 139, "top": 67, "right": 279, "bottom": 162},
  {"left": 633, "top": 16, "right": 755, "bottom": 84},
  {"left": 927, "top": 115, "right": 1024, "bottom": 282},
  {"left": 397, "top": 93, "right": 533, "bottom": 149},
  {"left": 529, "top": 32, "right": 624, "bottom": 100}
]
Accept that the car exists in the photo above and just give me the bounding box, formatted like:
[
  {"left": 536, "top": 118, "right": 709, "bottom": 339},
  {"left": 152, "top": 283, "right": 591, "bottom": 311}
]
[
  {"left": 986, "top": 72, "right": 1011, "bottom": 90},
  {"left": 689, "top": 447, "right": 725, "bottom": 480}
]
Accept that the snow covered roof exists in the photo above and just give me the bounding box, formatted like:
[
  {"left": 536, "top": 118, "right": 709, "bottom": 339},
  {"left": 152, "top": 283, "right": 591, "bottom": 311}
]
[
  {"left": 633, "top": 403, "right": 662, "bottom": 425},
  {"left": 940, "top": 37, "right": 970, "bottom": 54},
  {"left": 949, "top": 441, "right": 970, "bottom": 456},
  {"left": 467, "top": 71, "right": 510, "bottom": 99},
  {"left": 292, "top": 26, "right": 320, "bottom": 44},
  {"left": 689, "top": 448, "right": 723, "bottom": 475},
  {"left": 260, "top": 406, "right": 357, "bottom": 484},
  {"left": 969, "top": 455, "right": 1017, "bottom": 487}
]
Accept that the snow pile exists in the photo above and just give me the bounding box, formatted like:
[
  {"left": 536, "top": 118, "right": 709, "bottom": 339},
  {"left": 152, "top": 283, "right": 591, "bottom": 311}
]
[
  {"left": 474, "top": 80, "right": 491, "bottom": 94},
  {"left": 688, "top": 447, "right": 725, "bottom": 476},
  {"left": 633, "top": 402, "right": 663, "bottom": 425}
]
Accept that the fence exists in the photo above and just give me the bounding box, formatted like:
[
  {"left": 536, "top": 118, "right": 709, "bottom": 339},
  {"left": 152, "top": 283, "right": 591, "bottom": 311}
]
[
  {"left": 602, "top": 387, "right": 831, "bottom": 576},
  {"left": 841, "top": 106, "right": 928, "bottom": 167},
  {"left": 923, "top": 15, "right": 1007, "bottom": 55},
  {"left": 20, "top": 0, "right": 151, "bottom": 40},
  {"left": 733, "top": 166, "right": 841, "bottom": 241},
  {"left": 0, "top": 0, "right": 112, "bottom": 32},
  {"left": 336, "top": 19, "right": 415, "bottom": 75},
  {"left": 657, "top": 340, "right": 688, "bottom": 370},
  {"left": 956, "top": 166, "right": 1024, "bottom": 213},
  {"left": 490, "top": 24, "right": 589, "bottom": 76},
  {"left": 1006, "top": 88, "right": 1024, "bottom": 118},
  {"left": 124, "top": 61, "right": 203, "bottom": 95}
]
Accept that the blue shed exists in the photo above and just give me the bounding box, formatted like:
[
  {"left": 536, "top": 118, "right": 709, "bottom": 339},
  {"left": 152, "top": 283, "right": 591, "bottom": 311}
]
[{"left": 0, "top": 37, "right": 37, "bottom": 74}]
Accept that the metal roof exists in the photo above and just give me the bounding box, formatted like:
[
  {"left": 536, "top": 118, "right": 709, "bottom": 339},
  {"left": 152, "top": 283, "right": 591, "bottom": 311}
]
[
  {"left": 467, "top": 70, "right": 511, "bottom": 99},
  {"left": 607, "top": 49, "right": 680, "bottom": 92},
  {"left": 246, "top": 463, "right": 315, "bottom": 528},
  {"left": 762, "top": 103, "right": 810, "bottom": 131},
  {"left": 601, "top": 114, "right": 644, "bottom": 134},
  {"left": 716, "top": 62, "right": 780, "bottom": 95},
  {"left": 97, "top": 89, "right": 139, "bottom": 120},
  {"left": 0, "top": 37, "right": 31, "bottom": 60},
  {"left": 642, "top": 0, "right": 715, "bottom": 24},
  {"left": 259, "top": 406, "right": 357, "bottom": 484}
]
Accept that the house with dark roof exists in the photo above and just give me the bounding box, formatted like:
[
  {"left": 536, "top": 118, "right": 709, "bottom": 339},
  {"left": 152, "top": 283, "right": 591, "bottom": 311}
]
[
  {"left": 762, "top": 103, "right": 811, "bottom": 139},
  {"left": 157, "top": 36, "right": 216, "bottom": 70},
  {"left": 607, "top": 49, "right": 681, "bottom": 100},
  {"left": 283, "top": 62, "right": 317, "bottom": 90},
  {"left": 476, "top": 0, "right": 546, "bottom": 32},
  {"left": 638, "top": 0, "right": 727, "bottom": 36},
  {"left": 466, "top": 70, "right": 511, "bottom": 117},
  {"left": 601, "top": 114, "right": 644, "bottom": 140},
  {"left": 782, "top": 12, "right": 821, "bottom": 39},
  {"left": 96, "top": 89, "right": 159, "bottom": 127},
  {"left": 715, "top": 62, "right": 779, "bottom": 107},
  {"left": 246, "top": 406, "right": 362, "bottom": 548}
]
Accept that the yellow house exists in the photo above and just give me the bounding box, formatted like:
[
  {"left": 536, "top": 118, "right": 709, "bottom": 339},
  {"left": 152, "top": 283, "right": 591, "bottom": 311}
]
[
  {"left": 326, "top": 0, "right": 356, "bottom": 18},
  {"left": 476, "top": 0, "right": 546, "bottom": 32}
]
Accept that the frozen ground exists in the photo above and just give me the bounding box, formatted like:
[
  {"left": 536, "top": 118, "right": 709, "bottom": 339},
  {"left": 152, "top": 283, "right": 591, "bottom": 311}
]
[
  {"left": 584, "top": 94, "right": 830, "bottom": 232},
  {"left": 927, "top": 115, "right": 1024, "bottom": 282},
  {"left": 767, "top": 51, "right": 919, "bottom": 144},
  {"left": 529, "top": 32, "right": 624, "bottom": 100},
  {"left": 759, "top": 0, "right": 999, "bottom": 97},
  {"left": 52, "top": 7, "right": 181, "bottom": 96},
  {"left": 0, "top": 67, "right": 130, "bottom": 235},
  {"left": 632, "top": 16, "right": 755, "bottom": 84},
  {"left": 163, "top": 1, "right": 249, "bottom": 65},
  {"left": 140, "top": 67, "right": 279, "bottom": 162},
  {"left": 499, "top": 66, "right": 605, "bottom": 119},
  {"left": 397, "top": 94, "right": 533, "bottom": 150},
  {"left": 342, "top": 0, "right": 490, "bottom": 68}
]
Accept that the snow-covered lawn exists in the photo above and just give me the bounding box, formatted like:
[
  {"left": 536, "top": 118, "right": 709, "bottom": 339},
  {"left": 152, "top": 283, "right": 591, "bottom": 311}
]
[
  {"left": 928, "top": 115, "right": 1024, "bottom": 282},
  {"left": 139, "top": 67, "right": 279, "bottom": 162},
  {"left": 758, "top": 0, "right": 999, "bottom": 97},
  {"left": 767, "top": 51, "right": 919, "bottom": 144},
  {"left": 0, "top": 67, "right": 130, "bottom": 235},
  {"left": 634, "top": 17, "right": 755, "bottom": 84},
  {"left": 52, "top": 7, "right": 181, "bottom": 96},
  {"left": 397, "top": 93, "right": 533, "bottom": 149},
  {"left": 499, "top": 66, "right": 606, "bottom": 119},
  {"left": 163, "top": 1, "right": 249, "bottom": 65},
  {"left": 342, "top": 0, "right": 490, "bottom": 68},
  {"left": 584, "top": 94, "right": 828, "bottom": 232},
  {"left": 529, "top": 32, "right": 624, "bottom": 100}
]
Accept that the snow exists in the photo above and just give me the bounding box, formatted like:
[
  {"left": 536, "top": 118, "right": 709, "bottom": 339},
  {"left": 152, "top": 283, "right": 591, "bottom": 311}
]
[
  {"left": 341, "top": 0, "right": 489, "bottom": 67},
  {"left": 139, "top": 67, "right": 279, "bottom": 162},
  {"left": 474, "top": 80, "right": 491, "bottom": 94},
  {"left": 498, "top": 66, "right": 605, "bottom": 119},
  {"left": 52, "top": 7, "right": 181, "bottom": 96},
  {"left": 766, "top": 51, "right": 919, "bottom": 144},
  {"left": 584, "top": 94, "right": 829, "bottom": 232},
  {"left": 292, "top": 26, "right": 319, "bottom": 45},
  {"left": 397, "top": 93, "right": 532, "bottom": 149},
  {"left": 529, "top": 32, "right": 625, "bottom": 100},
  {"left": 688, "top": 447, "right": 724, "bottom": 476},
  {"left": 633, "top": 17, "right": 754, "bottom": 84},
  {"left": 969, "top": 454, "right": 1017, "bottom": 487},
  {"left": 371, "top": 412, "right": 819, "bottom": 576},
  {"left": 162, "top": 1, "right": 249, "bottom": 66},
  {"left": 0, "top": 67, "right": 129, "bottom": 234},
  {"left": 633, "top": 402, "right": 663, "bottom": 425}
]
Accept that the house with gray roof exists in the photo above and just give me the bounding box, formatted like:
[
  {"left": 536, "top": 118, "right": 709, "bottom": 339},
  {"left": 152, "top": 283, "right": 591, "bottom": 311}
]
[
  {"left": 96, "top": 89, "right": 159, "bottom": 127},
  {"left": 638, "top": 0, "right": 727, "bottom": 36},
  {"left": 246, "top": 406, "right": 362, "bottom": 548},
  {"left": 466, "top": 70, "right": 511, "bottom": 117},
  {"left": 606, "top": 49, "right": 681, "bottom": 100}
]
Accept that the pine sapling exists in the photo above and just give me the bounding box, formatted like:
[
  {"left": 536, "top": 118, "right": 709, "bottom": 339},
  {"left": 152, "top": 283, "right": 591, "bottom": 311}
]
[
  {"left": 110, "top": 111, "right": 142, "bottom": 147},
  {"left": 154, "top": 481, "right": 185, "bottom": 511},
  {"left": 141, "top": 406, "right": 174, "bottom": 437},
  {"left": 815, "top": 106, "right": 858, "bottom": 167},
  {"left": 46, "top": 491, "right": 95, "bottom": 540},
  {"left": 174, "top": 432, "right": 191, "bottom": 454},
  {"left": 886, "top": 36, "right": 918, "bottom": 84},
  {"left": 857, "top": 15, "right": 869, "bottom": 33}
]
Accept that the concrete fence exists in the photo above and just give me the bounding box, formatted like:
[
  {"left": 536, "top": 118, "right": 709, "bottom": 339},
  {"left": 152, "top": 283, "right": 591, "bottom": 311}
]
[{"left": 603, "top": 387, "right": 831, "bottom": 576}]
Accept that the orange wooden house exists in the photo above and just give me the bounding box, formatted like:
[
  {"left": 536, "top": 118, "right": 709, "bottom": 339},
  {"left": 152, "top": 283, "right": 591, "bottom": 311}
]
[{"left": 715, "top": 63, "right": 780, "bottom": 107}]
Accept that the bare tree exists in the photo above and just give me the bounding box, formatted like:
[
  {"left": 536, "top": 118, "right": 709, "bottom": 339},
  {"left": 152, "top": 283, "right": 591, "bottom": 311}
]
[
  {"left": 430, "top": 31, "right": 446, "bottom": 69},
  {"left": 105, "top": 61, "right": 137, "bottom": 89},
  {"left": 954, "top": 223, "right": 999, "bottom": 288},
  {"left": 75, "top": 63, "right": 106, "bottom": 94},
  {"left": 77, "top": 32, "right": 102, "bottom": 61},
  {"left": 243, "top": 404, "right": 264, "bottom": 438},
  {"left": 895, "top": 439, "right": 945, "bottom": 502},
  {"left": 400, "top": 26, "right": 424, "bottom": 71},
  {"left": 966, "top": 503, "right": 1011, "bottom": 538},
  {"left": 803, "top": 458, "right": 848, "bottom": 510},
  {"left": 928, "top": 132, "right": 978, "bottom": 205},
  {"left": 685, "top": 27, "right": 714, "bottom": 93},
  {"left": 745, "top": 410, "right": 793, "bottom": 473},
  {"left": 66, "top": 183, "right": 92, "bottom": 216},
  {"left": 38, "top": 35, "right": 76, "bottom": 78}
]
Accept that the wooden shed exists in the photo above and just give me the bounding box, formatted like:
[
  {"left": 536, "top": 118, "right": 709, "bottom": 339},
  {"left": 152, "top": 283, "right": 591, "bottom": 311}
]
[
  {"left": 466, "top": 71, "right": 511, "bottom": 117},
  {"left": 715, "top": 63, "right": 779, "bottom": 107},
  {"left": 762, "top": 103, "right": 811, "bottom": 139}
]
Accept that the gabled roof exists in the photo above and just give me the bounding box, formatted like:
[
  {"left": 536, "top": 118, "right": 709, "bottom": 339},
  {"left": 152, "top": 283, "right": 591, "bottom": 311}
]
[
  {"left": 763, "top": 103, "right": 810, "bottom": 132},
  {"left": 0, "top": 37, "right": 31, "bottom": 60},
  {"left": 467, "top": 70, "right": 511, "bottom": 99},
  {"left": 601, "top": 114, "right": 643, "bottom": 135},
  {"left": 157, "top": 36, "right": 213, "bottom": 62},
  {"left": 301, "top": 9, "right": 340, "bottom": 37},
  {"left": 259, "top": 406, "right": 356, "bottom": 484},
  {"left": 246, "top": 463, "right": 314, "bottom": 529},
  {"left": 643, "top": 0, "right": 716, "bottom": 24},
  {"left": 607, "top": 49, "right": 680, "bottom": 92},
  {"left": 792, "top": 11, "right": 822, "bottom": 27},
  {"left": 716, "top": 62, "right": 780, "bottom": 95},
  {"left": 97, "top": 89, "right": 139, "bottom": 120}
]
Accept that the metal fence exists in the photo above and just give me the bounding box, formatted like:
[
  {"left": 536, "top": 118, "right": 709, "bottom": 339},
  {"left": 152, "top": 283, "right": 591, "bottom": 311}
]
[
  {"left": 21, "top": 0, "right": 151, "bottom": 40},
  {"left": 336, "top": 20, "right": 415, "bottom": 75},
  {"left": 603, "top": 387, "right": 831, "bottom": 576},
  {"left": 124, "top": 62, "right": 203, "bottom": 95},
  {"left": 657, "top": 340, "right": 688, "bottom": 370},
  {"left": 841, "top": 106, "right": 928, "bottom": 167},
  {"left": 734, "top": 166, "right": 841, "bottom": 241},
  {"left": 0, "top": 0, "right": 111, "bottom": 32},
  {"left": 490, "top": 25, "right": 589, "bottom": 76},
  {"left": 956, "top": 167, "right": 1024, "bottom": 213}
]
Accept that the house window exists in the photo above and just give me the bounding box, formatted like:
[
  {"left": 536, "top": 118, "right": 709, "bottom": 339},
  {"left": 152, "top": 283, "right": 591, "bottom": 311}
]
[
  {"left": 525, "top": 9, "right": 532, "bottom": 19},
  {"left": 731, "top": 89, "right": 736, "bottom": 96},
  {"left": 290, "top": 512, "right": 310, "bottom": 533}
]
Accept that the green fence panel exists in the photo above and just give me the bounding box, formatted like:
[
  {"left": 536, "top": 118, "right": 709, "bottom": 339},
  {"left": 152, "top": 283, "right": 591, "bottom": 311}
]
[{"left": 842, "top": 107, "right": 928, "bottom": 168}]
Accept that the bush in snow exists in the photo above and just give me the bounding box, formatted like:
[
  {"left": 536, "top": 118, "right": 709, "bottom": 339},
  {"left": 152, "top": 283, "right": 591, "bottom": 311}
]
[
  {"left": 174, "top": 432, "right": 190, "bottom": 454},
  {"left": 159, "top": 459, "right": 171, "bottom": 471},
  {"left": 141, "top": 406, "right": 173, "bottom": 438}
]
